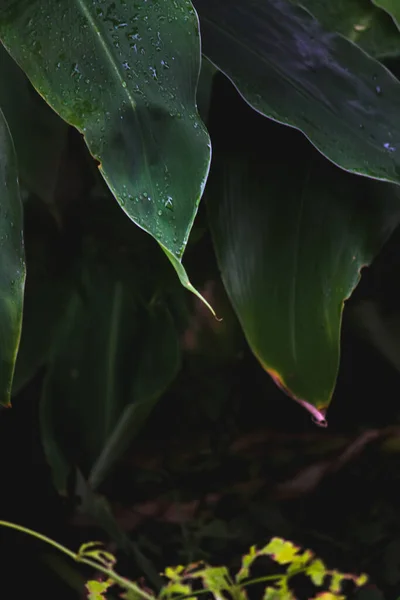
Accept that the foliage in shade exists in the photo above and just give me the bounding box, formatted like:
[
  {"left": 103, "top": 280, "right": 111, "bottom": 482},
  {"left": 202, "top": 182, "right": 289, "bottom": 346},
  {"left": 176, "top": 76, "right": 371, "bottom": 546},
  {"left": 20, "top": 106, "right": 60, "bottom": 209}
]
[
  {"left": 40, "top": 259, "right": 181, "bottom": 493},
  {"left": 1, "top": 0, "right": 400, "bottom": 471},
  {"left": 372, "top": 0, "right": 400, "bottom": 29},
  {"left": 207, "top": 76, "right": 400, "bottom": 420},
  {"left": 0, "top": 107, "right": 25, "bottom": 406},
  {"left": 293, "top": 0, "right": 400, "bottom": 58}
]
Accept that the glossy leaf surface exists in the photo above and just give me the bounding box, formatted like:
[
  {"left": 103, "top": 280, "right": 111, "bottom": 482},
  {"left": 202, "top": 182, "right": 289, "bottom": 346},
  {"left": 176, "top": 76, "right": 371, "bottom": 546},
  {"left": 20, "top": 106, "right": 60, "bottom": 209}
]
[
  {"left": 0, "top": 0, "right": 211, "bottom": 301},
  {"left": 0, "top": 107, "right": 25, "bottom": 406},
  {"left": 195, "top": 0, "right": 400, "bottom": 185},
  {"left": 207, "top": 77, "right": 400, "bottom": 421},
  {"left": 0, "top": 42, "right": 67, "bottom": 204}
]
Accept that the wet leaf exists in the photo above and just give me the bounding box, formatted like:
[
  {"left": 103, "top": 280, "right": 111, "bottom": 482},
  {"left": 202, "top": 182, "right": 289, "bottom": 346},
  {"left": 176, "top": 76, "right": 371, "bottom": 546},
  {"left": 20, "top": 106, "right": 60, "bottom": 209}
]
[
  {"left": 0, "top": 0, "right": 212, "bottom": 306},
  {"left": 207, "top": 76, "right": 400, "bottom": 419},
  {"left": 0, "top": 42, "right": 67, "bottom": 204},
  {"left": 195, "top": 0, "right": 400, "bottom": 185},
  {"left": 0, "top": 106, "right": 25, "bottom": 406}
]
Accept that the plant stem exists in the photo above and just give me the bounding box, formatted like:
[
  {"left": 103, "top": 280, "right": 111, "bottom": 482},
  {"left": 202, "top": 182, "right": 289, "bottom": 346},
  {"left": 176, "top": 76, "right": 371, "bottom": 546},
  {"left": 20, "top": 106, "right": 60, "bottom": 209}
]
[
  {"left": 0, "top": 520, "right": 155, "bottom": 600},
  {"left": 0, "top": 520, "right": 77, "bottom": 560}
]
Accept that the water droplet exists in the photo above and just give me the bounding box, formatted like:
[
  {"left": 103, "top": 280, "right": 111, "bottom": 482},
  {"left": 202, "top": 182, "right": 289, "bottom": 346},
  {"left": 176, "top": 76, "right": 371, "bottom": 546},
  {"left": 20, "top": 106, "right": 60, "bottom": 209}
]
[
  {"left": 158, "top": 210, "right": 162, "bottom": 216},
  {"left": 384, "top": 142, "right": 396, "bottom": 152},
  {"left": 71, "top": 62, "right": 80, "bottom": 77},
  {"left": 122, "top": 80, "right": 127, "bottom": 88},
  {"left": 164, "top": 196, "right": 173, "bottom": 210},
  {"left": 375, "top": 85, "right": 382, "bottom": 95},
  {"left": 143, "top": 192, "right": 148, "bottom": 198}
]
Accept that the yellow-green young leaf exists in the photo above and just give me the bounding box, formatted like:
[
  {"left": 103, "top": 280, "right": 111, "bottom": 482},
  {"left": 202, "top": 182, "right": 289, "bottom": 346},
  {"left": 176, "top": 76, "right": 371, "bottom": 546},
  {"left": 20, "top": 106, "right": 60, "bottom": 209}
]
[
  {"left": 199, "top": 566, "right": 231, "bottom": 594},
  {"left": 236, "top": 546, "right": 259, "bottom": 582},
  {"left": 286, "top": 550, "right": 314, "bottom": 575},
  {"left": 262, "top": 539, "right": 300, "bottom": 566},
  {"left": 207, "top": 76, "right": 400, "bottom": 419},
  {"left": 306, "top": 559, "right": 327, "bottom": 586},
  {"left": 0, "top": 0, "right": 212, "bottom": 308},
  {"left": 188, "top": 565, "right": 232, "bottom": 600},
  {"left": 195, "top": 0, "right": 400, "bottom": 185},
  {"left": 311, "top": 594, "right": 345, "bottom": 600},
  {"left": 164, "top": 566, "right": 185, "bottom": 581},
  {"left": 86, "top": 579, "right": 114, "bottom": 600},
  {"left": 329, "top": 572, "right": 345, "bottom": 594},
  {"left": 0, "top": 107, "right": 25, "bottom": 406},
  {"left": 264, "top": 587, "right": 294, "bottom": 600},
  {"left": 354, "top": 573, "right": 368, "bottom": 587},
  {"left": 162, "top": 582, "right": 193, "bottom": 597}
]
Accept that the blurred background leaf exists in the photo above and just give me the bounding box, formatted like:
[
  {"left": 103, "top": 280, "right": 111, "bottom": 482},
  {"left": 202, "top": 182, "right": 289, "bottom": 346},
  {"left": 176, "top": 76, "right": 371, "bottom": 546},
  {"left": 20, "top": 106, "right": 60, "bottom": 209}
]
[
  {"left": 372, "top": 1, "right": 400, "bottom": 29},
  {"left": 294, "top": 0, "right": 400, "bottom": 58},
  {"left": 0, "top": 106, "right": 25, "bottom": 406}
]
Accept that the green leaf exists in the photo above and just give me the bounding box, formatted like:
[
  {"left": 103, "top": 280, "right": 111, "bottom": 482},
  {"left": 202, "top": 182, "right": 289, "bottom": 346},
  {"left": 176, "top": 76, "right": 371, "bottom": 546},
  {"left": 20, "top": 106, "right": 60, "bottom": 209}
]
[
  {"left": 194, "top": 0, "right": 400, "bottom": 185},
  {"left": 263, "top": 588, "right": 287, "bottom": 600},
  {"left": 372, "top": 1, "right": 400, "bottom": 29},
  {"left": 262, "top": 538, "right": 300, "bottom": 566},
  {"left": 306, "top": 559, "right": 327, "bottom": 586},
  {"left": 207, "top": 77, "right": 400, "bottom": 419},
  {"left": 12, "top": 200, "right": 71, "bottom": 395},
  {"left": 0, "top": 107, "right": 25, "bottom": 406},
  {"left": 0, "top": 0, "right": 212, "bottom": 308},
  {"left": 0, "top": 42, "right": 67, "bottom": 204},
  {"left": 88, "top": 299, "right": 181, "bottom": 489},
  {"left": 329, "top": 571, "right": 345, "bottom": 593},
  {"left": 86, "top": 579, "right": 115, "bottom": 600},
  {"left": 292, "top": 0, "right": 400, "bottom": 58},
  {"left": 40, "top": 260, "right": 180, "bottom": 493}
]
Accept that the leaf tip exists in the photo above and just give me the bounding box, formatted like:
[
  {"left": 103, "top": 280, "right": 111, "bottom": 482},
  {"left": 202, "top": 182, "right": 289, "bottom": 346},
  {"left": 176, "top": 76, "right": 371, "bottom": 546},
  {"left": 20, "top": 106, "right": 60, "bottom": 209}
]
[{"left": 265, "top": 366, "right": 328, "bottom": 427}]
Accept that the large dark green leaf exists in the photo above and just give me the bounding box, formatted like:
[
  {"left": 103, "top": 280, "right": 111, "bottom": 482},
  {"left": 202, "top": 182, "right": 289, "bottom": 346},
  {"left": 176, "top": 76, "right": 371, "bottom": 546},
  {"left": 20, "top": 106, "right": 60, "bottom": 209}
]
[
  {"left": 40, "top": 261, "right": 181, "bottom": 493},
  {"left": 294, "top": 0, "right": 400, "bottom": 58},
  {"left": 0, "top": 0, "right": 212, "bottom": 307},
  {"left": 372, "top": 1, "right": 400, "bottom": 29},
  {"left": 0, "top": 107, "right": 25, "bottom": 406},
  {"left": 207, "top": 76, "right": 400, "bottom": 423},
  {"left": 0, "top": 42, "right": 67, "bottom": 204},
  {"left": 195, "top": 0, "right": 400, "bottom": 185}
]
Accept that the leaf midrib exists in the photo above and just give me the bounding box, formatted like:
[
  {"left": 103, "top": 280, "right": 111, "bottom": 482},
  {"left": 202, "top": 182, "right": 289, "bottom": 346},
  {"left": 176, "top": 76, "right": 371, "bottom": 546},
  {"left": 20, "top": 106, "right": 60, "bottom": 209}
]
[{"left": 75, "top": 0, "right": 137, "bottom": 112}]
